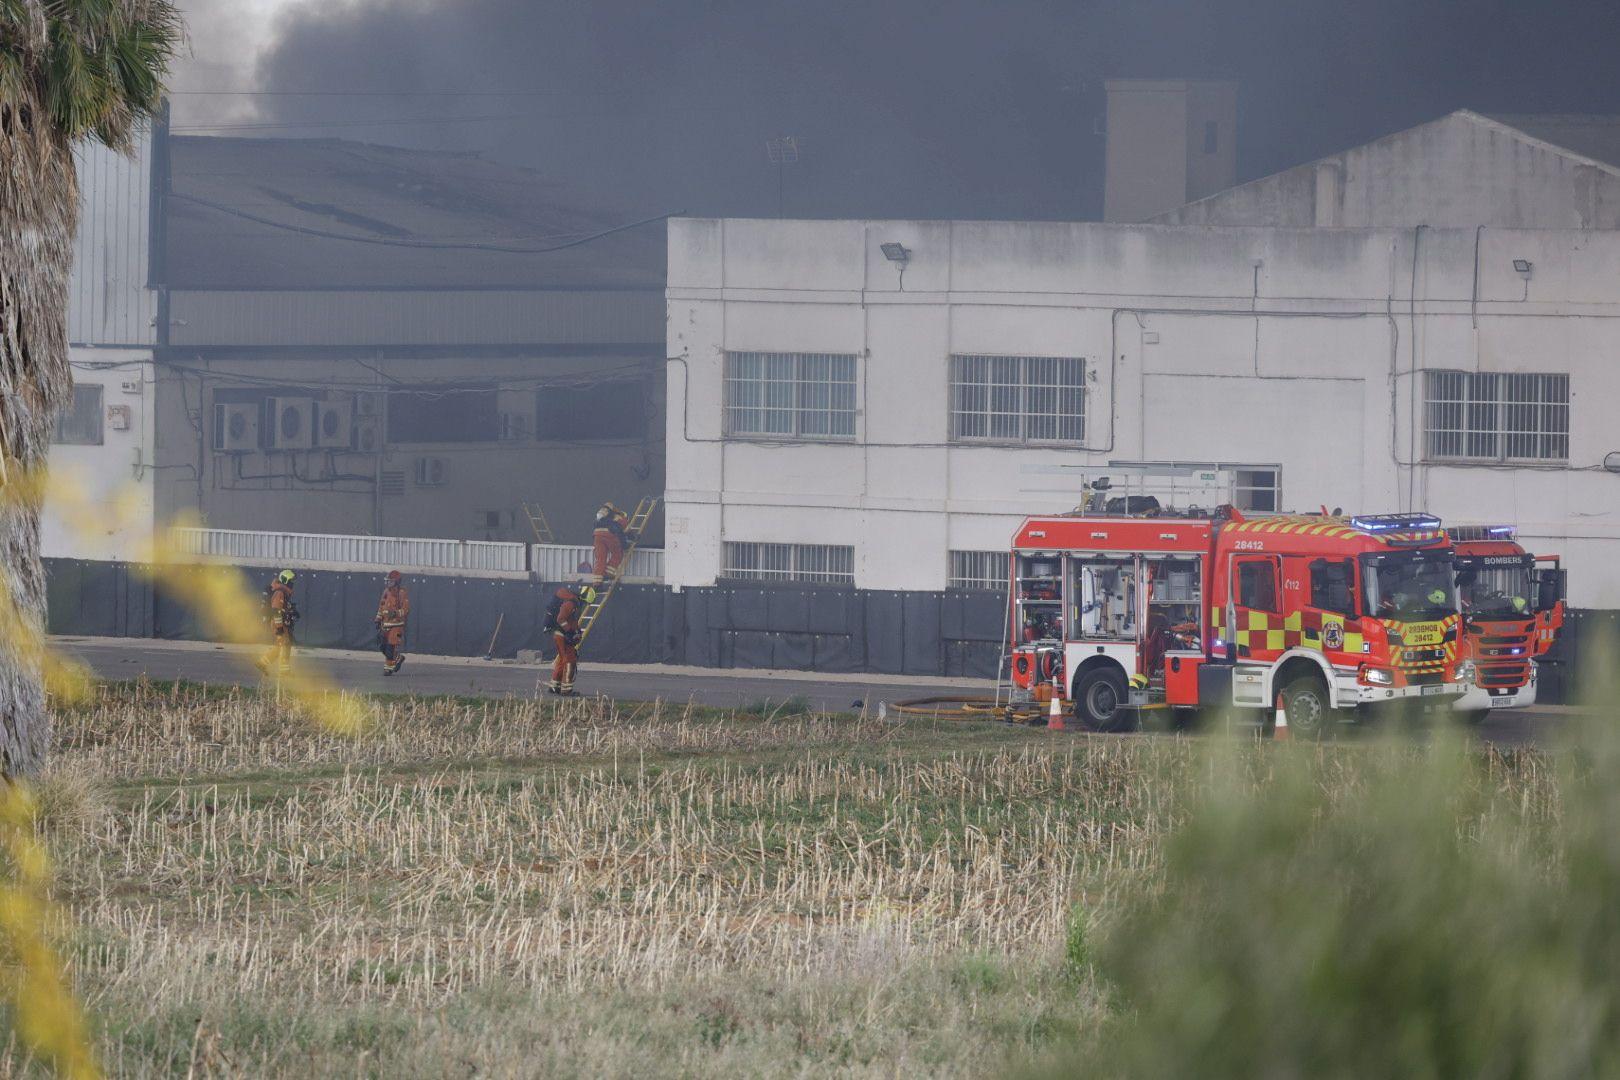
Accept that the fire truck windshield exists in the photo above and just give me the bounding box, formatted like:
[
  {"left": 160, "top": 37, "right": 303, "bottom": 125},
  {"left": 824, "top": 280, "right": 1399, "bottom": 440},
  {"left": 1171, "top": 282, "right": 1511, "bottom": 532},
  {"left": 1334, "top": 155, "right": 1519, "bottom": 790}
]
[
  {"left": 1361, "top": 551, "right": 1458, "bottom": 623},
  {"left": 1456, "top": 556, "right": 1535, "bottom": 618}
]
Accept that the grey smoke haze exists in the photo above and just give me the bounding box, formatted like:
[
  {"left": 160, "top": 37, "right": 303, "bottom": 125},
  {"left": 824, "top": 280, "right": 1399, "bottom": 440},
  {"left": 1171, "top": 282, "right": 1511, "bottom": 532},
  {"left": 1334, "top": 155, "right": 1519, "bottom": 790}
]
[{"left": 241, "top": 0, "right": 1620, "bottom": 220}]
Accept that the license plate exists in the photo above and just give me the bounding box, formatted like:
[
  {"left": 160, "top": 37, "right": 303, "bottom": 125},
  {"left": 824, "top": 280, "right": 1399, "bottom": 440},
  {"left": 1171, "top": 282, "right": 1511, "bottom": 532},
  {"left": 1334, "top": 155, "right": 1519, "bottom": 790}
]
[
  {"left": 1421, "top": 683, "right": 1447, "bottom": 696},
  {"left": 1404, "top": 623, "right": 1443, "bottom": 647},
  {"left": 1489, "top": 696, "right": 1516, "bottom": 708}
]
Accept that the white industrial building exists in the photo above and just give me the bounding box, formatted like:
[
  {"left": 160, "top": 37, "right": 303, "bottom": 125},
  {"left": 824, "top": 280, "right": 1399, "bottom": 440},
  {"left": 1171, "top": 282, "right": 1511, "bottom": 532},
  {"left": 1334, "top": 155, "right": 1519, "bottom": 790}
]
[
  {"left": 664, "top": 218, "right": 1617, "bottom": 602},
  {"left": 42, "top": 128, "right": 159, "bottom": 562}
]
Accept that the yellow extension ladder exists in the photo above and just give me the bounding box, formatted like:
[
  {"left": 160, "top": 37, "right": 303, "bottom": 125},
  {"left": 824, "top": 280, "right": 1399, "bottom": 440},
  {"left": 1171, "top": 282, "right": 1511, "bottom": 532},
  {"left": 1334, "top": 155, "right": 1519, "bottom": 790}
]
[
  {"left": 521, "top": 502, "right": 555, "bottom": 545},
  {"left": 577, "top": 496, "right": 658, "bottom": 647}
]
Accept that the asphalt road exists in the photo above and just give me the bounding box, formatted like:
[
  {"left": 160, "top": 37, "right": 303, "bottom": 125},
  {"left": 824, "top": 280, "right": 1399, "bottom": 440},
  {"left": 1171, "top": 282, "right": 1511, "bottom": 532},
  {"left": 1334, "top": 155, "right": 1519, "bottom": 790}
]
[
  {"left": 53, "top": 636, "right": 1583, "bottom": 746},
  {"left": 53, "top": 637, "right": 979, "bottom": 716}
]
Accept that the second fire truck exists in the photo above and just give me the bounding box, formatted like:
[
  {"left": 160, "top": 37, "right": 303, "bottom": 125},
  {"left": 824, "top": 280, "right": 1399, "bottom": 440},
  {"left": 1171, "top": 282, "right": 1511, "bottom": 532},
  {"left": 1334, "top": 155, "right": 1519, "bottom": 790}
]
[
  {"left": 1009, "top": 498, "right": 1473, "bottom": 736},
  {"left": 1449, "top": 525, "right": 1566, "bottom": 720}
]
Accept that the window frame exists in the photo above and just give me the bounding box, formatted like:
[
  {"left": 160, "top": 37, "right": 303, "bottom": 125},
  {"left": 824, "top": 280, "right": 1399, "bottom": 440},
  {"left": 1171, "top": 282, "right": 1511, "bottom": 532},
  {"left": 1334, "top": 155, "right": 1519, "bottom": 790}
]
[
  {"left": 1236, "top": 557, "right": 1280, "bottom": 614},
  {"left": 723, "top": 351, "right": 858, "bottom": 442},
  {"left": 386, "top": 383, "right": 500, "bottom": 445},
  {"left": 535, "top": 377, "right": 646, "bottom": 443},
  {"left": 1423, "top": 370, "right": 1570, "bottom": 464},
  {"left": 949, "top": 353, "right": 1087, "bottom": 447},
  {"left": 52, "top": 384, "right": 105, "bottom": 447},
  {"left": 1309, "top": 557, "right": 1357, "bottom": 617},
  {"left": 948, "top": 550, "right": 1010, "bottom": 591},
  {"left": 720, "top": 541, "right": 856, "bottom": 585}
]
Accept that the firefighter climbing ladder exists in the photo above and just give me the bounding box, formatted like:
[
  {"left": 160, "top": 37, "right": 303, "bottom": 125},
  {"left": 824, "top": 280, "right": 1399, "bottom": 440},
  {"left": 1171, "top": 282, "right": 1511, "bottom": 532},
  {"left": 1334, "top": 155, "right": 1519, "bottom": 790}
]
[
  {"left": 577, "top": 496, "right": 659, "bottom": 647},
  {"left": 521, "top": 502, "right": 555, "bottom": 545}
]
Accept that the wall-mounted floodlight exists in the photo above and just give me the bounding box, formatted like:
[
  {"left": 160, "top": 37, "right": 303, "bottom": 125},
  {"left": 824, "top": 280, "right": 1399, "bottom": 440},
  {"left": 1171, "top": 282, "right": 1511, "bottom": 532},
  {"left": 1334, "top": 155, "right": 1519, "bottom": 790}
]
[
  {"left": 1513, "top": 258, "right": 1533, "bottom": 276},
  {"left": 880, "top": 242, "right": 911, "bottom": 264}
]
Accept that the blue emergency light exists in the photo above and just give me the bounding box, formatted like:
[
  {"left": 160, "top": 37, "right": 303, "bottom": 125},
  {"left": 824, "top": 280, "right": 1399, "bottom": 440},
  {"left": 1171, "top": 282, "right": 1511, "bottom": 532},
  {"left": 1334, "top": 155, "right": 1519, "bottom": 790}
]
[{"left": 1350, "top": 513, "right": 1441, "bottom": 532}]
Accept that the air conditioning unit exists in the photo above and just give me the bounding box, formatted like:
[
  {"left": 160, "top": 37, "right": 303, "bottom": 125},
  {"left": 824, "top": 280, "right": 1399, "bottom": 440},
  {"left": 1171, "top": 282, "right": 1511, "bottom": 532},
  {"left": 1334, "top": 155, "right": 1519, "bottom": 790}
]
[
  {"left": 353, "top": 416, "right": 382, "bottom": 454},
  {"left": 314, "top": 400, "right": 352, "bottom": 448},
  {"left": 413, "top": 456, "right": 448, "bottom": 486},
  {"left": 212, "top": 403, "right": 260, "bottom": 452},
  {"left": 267, "top": 397, "right": 314, "bottom": 450},
  {"left": 353, "top": 390, "right": 383, "bottom": 417}
]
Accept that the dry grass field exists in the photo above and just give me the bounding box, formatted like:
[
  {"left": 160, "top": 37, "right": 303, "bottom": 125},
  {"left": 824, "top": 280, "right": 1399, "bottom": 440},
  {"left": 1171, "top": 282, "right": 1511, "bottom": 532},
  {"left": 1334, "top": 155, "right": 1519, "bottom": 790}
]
[{"left": 14, "top": 681, "right": 1600, "bottom": 1077}]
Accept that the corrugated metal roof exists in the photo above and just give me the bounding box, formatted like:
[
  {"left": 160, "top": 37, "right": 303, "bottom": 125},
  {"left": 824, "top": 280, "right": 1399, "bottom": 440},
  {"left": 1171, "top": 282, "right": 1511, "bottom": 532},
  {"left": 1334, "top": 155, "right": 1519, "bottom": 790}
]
[
  {"left": 70, "top": 127, "right": 158, "bottom": 347},
  {"left": 167, "top": 289, "right": 663, "bottom": 348},
  {"left": 166, "top": 136, "right": 666, "bottom": 291}
]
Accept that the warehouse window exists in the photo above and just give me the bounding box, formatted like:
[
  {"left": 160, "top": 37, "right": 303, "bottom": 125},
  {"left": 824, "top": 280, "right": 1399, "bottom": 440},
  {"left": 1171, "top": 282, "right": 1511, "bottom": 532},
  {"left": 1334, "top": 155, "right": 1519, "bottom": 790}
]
[
  {"left": 724, "top": 352, "right": 857, "bottom": 440},
  {"left": 388, "top": 384, "right": 498, "bottom": 444},
  {"left": 948, "top": 550, "right": 1010, "bottom": 590},
  {"left": 951, "top": 355, "right": 1085, "bottom": 444},
  {"left": 1424, "top": 371, "right": 1569, "bottom": 462},
  {"left": 52, "top": 384, "right": 103, "bottom": 446},
  {"left": 721, "top": 542, "right": 855, "bottom": 584},
  {"left": 537, "top": 378, "right": 644, "bottom": 441}
]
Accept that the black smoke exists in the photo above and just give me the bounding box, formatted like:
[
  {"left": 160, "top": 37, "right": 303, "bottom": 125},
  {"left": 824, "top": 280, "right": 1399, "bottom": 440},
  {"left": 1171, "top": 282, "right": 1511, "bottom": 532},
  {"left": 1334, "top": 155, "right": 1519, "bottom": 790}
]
[{"left": 247, "top": 0, "right": 1620, "bottom": 221}]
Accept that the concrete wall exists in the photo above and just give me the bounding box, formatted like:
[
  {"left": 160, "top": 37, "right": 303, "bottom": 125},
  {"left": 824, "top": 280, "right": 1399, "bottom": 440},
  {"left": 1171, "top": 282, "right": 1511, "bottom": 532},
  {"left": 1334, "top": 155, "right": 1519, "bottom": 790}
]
[
  {"left": 152, "top": 352, "right": 665, "bottom": 547},
  {"left": 1159, "top": 111, "right": 1620, "bottom": 229},
  {"left": 666, "top": 217, "right": 1620, "bottom": 607},
  {"left": 43, "top": 352, "right": 156, "bottom": 561}
]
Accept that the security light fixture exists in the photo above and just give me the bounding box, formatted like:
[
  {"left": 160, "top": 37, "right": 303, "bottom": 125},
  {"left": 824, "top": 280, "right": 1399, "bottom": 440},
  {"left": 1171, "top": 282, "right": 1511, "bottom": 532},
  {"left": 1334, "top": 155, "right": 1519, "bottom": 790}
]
[
  {"left": 765, "top": 136, "right": 799, "bottom": 164},
  {"left": 880, "top": 242, "right": 911, "bottom": 264},
  {"left": 1513, "top": 258, "right": 1533, "bottom": 276}
]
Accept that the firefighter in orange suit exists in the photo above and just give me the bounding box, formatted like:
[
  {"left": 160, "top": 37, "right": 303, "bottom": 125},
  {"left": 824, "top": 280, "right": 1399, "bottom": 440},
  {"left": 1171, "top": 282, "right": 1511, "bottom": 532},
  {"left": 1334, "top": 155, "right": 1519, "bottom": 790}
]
[
  {"left": 545, "top": 584, "right": 594, "bottom": 695},
  {"left": 591, "top": 503, "right": 631, "bottom": 583},
  {"left": 255, "top": 570, "right": 298, "bottom": 676},
  {"left": 375, "top": 569, "right": 410, "bottom": 675}
]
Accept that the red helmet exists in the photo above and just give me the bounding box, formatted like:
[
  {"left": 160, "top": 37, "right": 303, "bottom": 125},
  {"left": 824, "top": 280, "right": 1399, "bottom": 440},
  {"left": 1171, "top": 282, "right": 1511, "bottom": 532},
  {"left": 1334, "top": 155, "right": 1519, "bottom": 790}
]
[{"left": 387, "top": 570, "right": 402, "bottom": 583}]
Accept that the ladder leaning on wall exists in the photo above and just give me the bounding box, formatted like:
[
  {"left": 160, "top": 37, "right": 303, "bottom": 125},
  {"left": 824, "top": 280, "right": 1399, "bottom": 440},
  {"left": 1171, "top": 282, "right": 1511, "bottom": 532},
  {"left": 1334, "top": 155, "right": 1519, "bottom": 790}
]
[
  {"left": 577, "top": 496, "right": 658, "bottom": 648},
  {"left": 521, "top": 502, "right": 555, "bottom": 545}
]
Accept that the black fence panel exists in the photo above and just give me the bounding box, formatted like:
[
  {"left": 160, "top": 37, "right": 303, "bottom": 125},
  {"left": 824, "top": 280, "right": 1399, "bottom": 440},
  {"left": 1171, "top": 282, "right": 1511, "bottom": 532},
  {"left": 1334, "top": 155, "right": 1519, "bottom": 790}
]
[{"left": 49, "top": 558, "right": 1614, "bottom": 693}]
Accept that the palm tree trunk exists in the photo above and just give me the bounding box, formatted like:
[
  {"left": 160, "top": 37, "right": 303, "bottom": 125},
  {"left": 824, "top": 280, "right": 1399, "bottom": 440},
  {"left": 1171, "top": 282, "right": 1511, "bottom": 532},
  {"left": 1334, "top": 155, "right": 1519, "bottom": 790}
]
[{"left": 0, "top": 99, "right": 77, "bottom": 776}]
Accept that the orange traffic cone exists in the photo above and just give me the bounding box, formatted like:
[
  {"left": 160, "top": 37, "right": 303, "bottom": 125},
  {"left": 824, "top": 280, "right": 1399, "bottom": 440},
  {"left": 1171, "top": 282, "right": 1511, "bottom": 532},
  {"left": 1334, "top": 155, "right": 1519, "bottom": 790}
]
[
  {"left": 1273, "top": 698, "right": 1290, "bottom": 741},
  {"left": 1048, "top": 694, "right": 1066, "bottom": 732}
]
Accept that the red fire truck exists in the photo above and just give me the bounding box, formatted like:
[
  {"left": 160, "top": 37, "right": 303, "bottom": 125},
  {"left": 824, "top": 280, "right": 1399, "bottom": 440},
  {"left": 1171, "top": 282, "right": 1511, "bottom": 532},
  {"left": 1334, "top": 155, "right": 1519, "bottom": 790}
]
[
  {"left": 1008, "top": 504, "right": 1473, "bottom": 736},
  {"left": 1449, "top": 525, "right": 1566, "bottom": 720}
]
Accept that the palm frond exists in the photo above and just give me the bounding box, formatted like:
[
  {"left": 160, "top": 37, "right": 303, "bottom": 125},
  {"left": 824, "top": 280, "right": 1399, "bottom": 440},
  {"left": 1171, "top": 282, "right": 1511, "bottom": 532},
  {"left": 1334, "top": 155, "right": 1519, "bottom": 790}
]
[{"left": 2, "top": 0, "right": 178, "bottom": 148}]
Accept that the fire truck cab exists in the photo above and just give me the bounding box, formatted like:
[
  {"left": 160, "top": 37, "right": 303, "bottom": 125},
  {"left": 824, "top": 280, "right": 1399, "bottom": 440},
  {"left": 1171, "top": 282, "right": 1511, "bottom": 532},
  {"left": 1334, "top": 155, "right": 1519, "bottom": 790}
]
[
  {"left": 1449, "top": 525, "right": 1566, "bottom": 718},
  {"left": 1009, "top": 501, "right": 1473, "bottom": 737}
]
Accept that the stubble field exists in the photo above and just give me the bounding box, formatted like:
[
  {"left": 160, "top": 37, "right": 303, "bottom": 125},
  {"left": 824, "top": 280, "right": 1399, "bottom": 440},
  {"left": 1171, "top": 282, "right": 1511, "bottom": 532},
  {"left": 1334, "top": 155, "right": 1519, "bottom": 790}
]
[{"left": 15, "top": 681, "right": 1599, "bottom": 1077}]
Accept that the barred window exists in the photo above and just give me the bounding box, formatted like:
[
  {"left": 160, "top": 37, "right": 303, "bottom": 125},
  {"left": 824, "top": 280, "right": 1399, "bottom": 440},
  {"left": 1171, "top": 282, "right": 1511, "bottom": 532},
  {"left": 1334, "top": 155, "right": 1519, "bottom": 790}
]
[
  {"left": 722, "top": 542, "right": 855, "bottom": 584},
  {"left": 724, "top": 352, "right": 857, "bottom": 439},
  {"left": 52, "top": 384, "right": 104, "bottom": 446},
  {"left": 1424, "top": 371, "right": 1569, "bottom": 462},
  {"left": 949, "top": 550, "right": 1010, "bottom": 590},
  {"left": 951, "top": 354, "right": 1085, "bottom": 444}
]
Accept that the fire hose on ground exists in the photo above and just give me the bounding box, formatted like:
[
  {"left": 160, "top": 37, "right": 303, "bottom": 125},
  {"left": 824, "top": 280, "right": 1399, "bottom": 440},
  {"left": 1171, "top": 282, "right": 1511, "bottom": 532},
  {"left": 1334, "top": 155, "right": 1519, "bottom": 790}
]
[{"left": 883, "top": 695, "right": 1049, "bottom": 723}]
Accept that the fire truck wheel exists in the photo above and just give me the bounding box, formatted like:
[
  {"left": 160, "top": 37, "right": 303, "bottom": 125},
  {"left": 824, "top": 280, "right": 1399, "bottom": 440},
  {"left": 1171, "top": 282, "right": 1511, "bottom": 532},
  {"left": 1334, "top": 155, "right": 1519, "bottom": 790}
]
[
  {"left": 1456, "top": 708, "right": 1490, "bottom": 727},
  {"left": 1074, "top": 667, "right": 1132, "bottom": 733},
  {"left": 1280, "top": 675, "right": 1335, "bottom": 740}
]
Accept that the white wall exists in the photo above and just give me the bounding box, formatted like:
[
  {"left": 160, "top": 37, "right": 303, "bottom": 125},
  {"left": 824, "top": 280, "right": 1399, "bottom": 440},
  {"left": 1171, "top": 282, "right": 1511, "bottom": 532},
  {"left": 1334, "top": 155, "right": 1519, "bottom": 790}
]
[
  {"left": 42, "top": 352, "right": 155, "bottom": 561},
  {"left": 46, "top": 124, "right": 160, "bottom": 562},
  {"left": 1158, "top": 111, "right": 1620, "bottom": 229},
  {"left": 666, "top": 217, "right": 1620, "bottom": 607}
]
